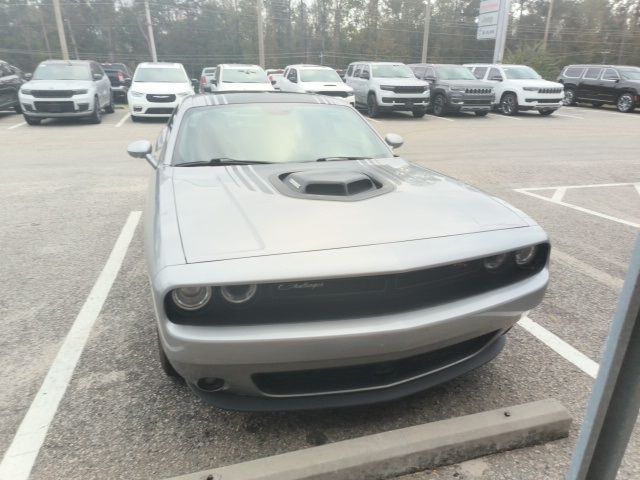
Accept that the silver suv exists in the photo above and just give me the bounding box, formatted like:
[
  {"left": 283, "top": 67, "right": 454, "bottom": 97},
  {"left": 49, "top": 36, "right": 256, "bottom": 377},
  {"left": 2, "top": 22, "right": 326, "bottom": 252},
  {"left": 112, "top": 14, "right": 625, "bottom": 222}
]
[
  {"left": 18, "top": 60, "right": 113, "bottom": 125},
  {"left": 345, "top": 61, "right": 430, "bottom": 118}
]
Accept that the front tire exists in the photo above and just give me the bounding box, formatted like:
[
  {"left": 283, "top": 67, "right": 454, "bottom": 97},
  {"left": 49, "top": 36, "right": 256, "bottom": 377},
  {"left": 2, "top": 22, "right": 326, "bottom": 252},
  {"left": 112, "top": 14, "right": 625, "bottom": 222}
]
[
  {"left": 89, "top": 97, "right": 102, "bottom": 124},
  {"left": 432, "top": 94, "right": 446, "bottom": 116},
  {"left": 617, "top": 93, "right": 635, "bottom": 113},
  {"left": 14, "top": 102, "right": 22, "bottom": 114},
  {"left": 412, "top": 107, "right": 426, "bottom": 118},
  {"left": 104, "top": 93, "right": 115, "bottom": 114},
  {"left": 158, "top": 333, "right": 181, "bottom": 379},
  {"left": 367, "top": 93, "right": 380, "bottom": 118},
  {"left": 24, "top": 115, "right": 41, "bottom": 125},
  {"left": 500, "top": 93, "right": 518, "bottom": 116},
  {"left": 563, "top": 87, "right": 576, "bottom": 106},
  {"left": 475, "top": 111, "right": 488, "bottom": 117}
]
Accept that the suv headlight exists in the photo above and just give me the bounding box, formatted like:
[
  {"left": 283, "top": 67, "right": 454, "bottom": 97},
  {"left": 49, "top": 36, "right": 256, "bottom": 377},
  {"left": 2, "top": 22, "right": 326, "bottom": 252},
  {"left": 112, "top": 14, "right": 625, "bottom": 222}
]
[
  {"left": 449, "top": 86, "right": 465, "bottom": 92},
  {"left": 72, "top": 89, "right": 88, "bottom": 95},
  {"left": 129, "top": 90, "right": 144, "bottom": 97},
  {"left": 380, "top": 85, "right": 395, "bottom": 91},
  {"left": 171, "top": 286, "right": 212, "bottom": 311},
  {"left": 523, "top": 87, "right": 539, "bottom": 91},
  {"left": 20, "top": 88, "right": 32, "bottom": 95}
]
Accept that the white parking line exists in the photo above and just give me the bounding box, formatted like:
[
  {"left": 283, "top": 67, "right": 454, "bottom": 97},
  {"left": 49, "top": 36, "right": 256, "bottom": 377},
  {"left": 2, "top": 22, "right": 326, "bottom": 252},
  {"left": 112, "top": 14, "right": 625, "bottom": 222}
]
[
  {"left": 427, "top": 115, "right": 455, "bottom": 122},
  {"left": 115, "top": 113, "right": 131, "bottom": 128},
  {"left": 0, "top": 211, "right": 141, "bottom": 480},
  {"left": 552, "top": 249, "right": 624, "bottom": 291},
  {"left": 7, "top": 121, "right": 26, "bottom": 130},
  {"left": 555, "top": 113, "right": 584, "bottom": 119},
  {"left": 518, "top": 316, "right": 599, "bottom": 378}
]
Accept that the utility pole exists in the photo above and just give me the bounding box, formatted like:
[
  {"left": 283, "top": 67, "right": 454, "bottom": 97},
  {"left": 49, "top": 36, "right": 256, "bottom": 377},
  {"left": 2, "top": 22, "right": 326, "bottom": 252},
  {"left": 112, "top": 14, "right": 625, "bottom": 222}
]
[
  {"left": 37, "top": 6, "right": 52, "bottom": 59},
  {"left": 542, "top": 0, "right": 554, "bottom": 50},
  {"left": 257, "top": 0, "right": 265, "bottom": 67},
  {"left": 144, "top": 0, "right": 158, "bottom": 62},
  {"left": 492, "top": 0, "right": 512, "bottom": 63},
  {"left": 51, "top": 0, "right": 69, "bottom": 60},
  {"left": 65, "top": 18, "right": 80, "bottom": 60},
  {"left": 421, "top": 2, "right": 431, "bottom": 63}
]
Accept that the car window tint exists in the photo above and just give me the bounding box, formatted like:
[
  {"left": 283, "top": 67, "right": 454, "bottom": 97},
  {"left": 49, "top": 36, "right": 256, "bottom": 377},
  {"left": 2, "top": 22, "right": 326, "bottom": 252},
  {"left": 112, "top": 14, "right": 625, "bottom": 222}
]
[
  {"left": 563, "top": 67, "right": 584, "bottom": 78},
  {"left": 362, "top": 65, "right": 370, "bottom": 77},
  {"left": 346, "top": 65, "right": 354, "bottom": 77},
  {"left": 488, "top": 67, "right": 502, "bottom": 80},
  {"left": 134, "top": 67, "right": 188, "bottom": 82},
  {"left": 353, "top": 65, "right": 362, "bottom": 78},
  {"left": 602, "top": 68, "right": 619, "bottom": 80},
  {"left": 287, "top": 68, "right": 298, "bottom": 82},
  {"left": 424, "top": 67, "right": 435, "bottom": 78},
  {"left": 222, "top": 67, "right": 269, "bottom": 84},
  {"left": 411, "top": 66, "right": 425, "bottom": 79},
  {"left": 583, "top": 67, "right": 602, "bottom": 79},
  {"left": 90, "top": 63, "right": 102, "bottom": 77},
  {"left": 33, "top": 63, "right": 91, "bottom": 80},
  {"left": 175, "top": 104, "right": 391, "bottom": 165},
  {"left": 472, "top": 66, "right": 487, "bottom": 79}
]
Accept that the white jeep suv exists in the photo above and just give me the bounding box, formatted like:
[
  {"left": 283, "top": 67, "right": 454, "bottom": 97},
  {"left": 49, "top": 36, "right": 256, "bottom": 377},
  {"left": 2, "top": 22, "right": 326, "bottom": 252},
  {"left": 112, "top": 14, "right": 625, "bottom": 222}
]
[
  {"left": 276, "top": 65, "right": 354, "bottom": 105},
  {"left": 127, "top": 62, "right": 194, "bottom": 121},
  {"left": 465, "top": 64, "right": 564, "bottom": 116},
  {"left": 345, "top": 62, "right": 429, "bottom": 118}
]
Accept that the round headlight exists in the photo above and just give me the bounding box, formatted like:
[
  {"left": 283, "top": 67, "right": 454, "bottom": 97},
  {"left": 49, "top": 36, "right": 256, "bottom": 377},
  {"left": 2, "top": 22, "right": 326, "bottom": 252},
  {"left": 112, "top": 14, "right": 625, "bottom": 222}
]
[
  {"left": 220, "top": 284, "right": 258, "bottom": 304},
  {"left": 515, "top": 246, "right": 537, "bottom": 266},
  {"left": 171, "top": 286, "right": 212, "bottom": 311},
  {"left": 484, "top": 253, "right": 508, "bottom": 270}
]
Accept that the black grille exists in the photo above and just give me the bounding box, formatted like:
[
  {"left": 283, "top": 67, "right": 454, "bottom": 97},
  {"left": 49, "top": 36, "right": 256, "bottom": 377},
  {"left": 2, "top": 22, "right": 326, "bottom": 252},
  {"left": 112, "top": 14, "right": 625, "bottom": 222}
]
[
  {"left": 539, "top": 88, "right": 562, "bottom": 94},
  {"left": 145, "top": 107, "right": 174, "bottom": 114},
  {"left": 381, "top": 97, "right": 428, "bottom": 103},
  {"left": 146, "top": 94, "right": 176, "bottom": 103},
  {"left": 34, "top": 101, "right": 75, "bottom": 113},
  {"left": 393, "top": 86, "right": 426, "bottom": 94},
  {"left": 526, "top": 98, "right": 562, "bottom": 103},
  {"left": 460, "top": 99, "right": 492, "bottom": 105},
  {"left": 253, "top": 331, "right": 500, "bottom": 395},
  {"left": 31, "top": 90, "right": 74, "bottom": 98},
  {"left": 166, "top": 244, "right": 550, "bottom": 326},
  {"left": 316, "top": 91, "right": 350, "bottom": 98},
  {"left": 465, "top": 88, "right": 492, "bottom": 95}
]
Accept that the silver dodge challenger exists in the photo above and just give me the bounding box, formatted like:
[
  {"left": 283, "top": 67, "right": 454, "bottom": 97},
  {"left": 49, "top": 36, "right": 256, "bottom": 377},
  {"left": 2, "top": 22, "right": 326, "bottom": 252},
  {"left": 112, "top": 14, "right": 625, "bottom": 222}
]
[{"left": 127, "top": 92, "right": 549, "bottom": 411}]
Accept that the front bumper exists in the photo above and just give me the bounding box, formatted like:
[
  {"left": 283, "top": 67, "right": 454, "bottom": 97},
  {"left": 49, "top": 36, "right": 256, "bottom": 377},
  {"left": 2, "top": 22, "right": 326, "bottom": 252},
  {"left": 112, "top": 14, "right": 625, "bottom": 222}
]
[
  {"left": 128, "top": 94, "right": 184, "bottom": 117},
  {"left": 449, "top": 94, "right": 494, "bottom": 112},
  {"left": 379, "top": 92, "right": 430, "bottom": 111},
  {"left": 158, "top": 267, "right": 548, "bottom": 410},
  {"left": 19, "top": 93, "right": 95, "bottom": 117},
  {"left": 518, "top": 95, "right": 563, "bottom": 111}
]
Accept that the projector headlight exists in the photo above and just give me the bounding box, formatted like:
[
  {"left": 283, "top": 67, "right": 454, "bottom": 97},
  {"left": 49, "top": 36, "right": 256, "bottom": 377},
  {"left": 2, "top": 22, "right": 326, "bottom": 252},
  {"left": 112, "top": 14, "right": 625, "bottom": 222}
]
[
  {"left": 220, "top": 284, "right": 258, "bottom": 305},
  {"left": 523, "top": 87, "right": 539, "bottom": 92},
  {"left": 72, "top": 89, "right": 88, "bottom": 95},
  {"left": 171, "top": 286, "right": 212, "bottom": 311},
  {"left": 483, "top": 253, "right": 508, "bottom": 271},
  {"left": 515, "top": 246, "right": 538, "bottom": 266},
  {"left": 20, "top": 88, "right": 32, "bottom": 95}
]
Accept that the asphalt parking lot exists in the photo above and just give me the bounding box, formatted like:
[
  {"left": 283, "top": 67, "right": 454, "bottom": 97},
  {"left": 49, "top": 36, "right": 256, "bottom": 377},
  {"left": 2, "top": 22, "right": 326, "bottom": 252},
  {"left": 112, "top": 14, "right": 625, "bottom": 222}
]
[{"left": 1, "top": 102, "right": 639, "bottom": 480}]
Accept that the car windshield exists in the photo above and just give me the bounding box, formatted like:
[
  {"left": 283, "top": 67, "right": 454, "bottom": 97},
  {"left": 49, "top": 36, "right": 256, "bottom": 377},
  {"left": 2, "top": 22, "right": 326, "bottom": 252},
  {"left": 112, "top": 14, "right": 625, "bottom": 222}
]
[
  {"left": 203, "top": 68, "right": 216, "bottom": 74},
  {"left": 503, "top": 66, "right": 541, "bottom": 80},
  {"left": 134, "top": 67, "right": 187, "bottom": 82},
  {"left": 300, "top": 68, "right": 342, "bottom": 82},
  {"left": 222, "top": 67, "right": 269, "bottom": 83},
  {"left": 371, "top": 64, "right": 414, "bottom": 78},
  {"left": 436, "top": 66, "right": 477, "bottom": 80},
  {"left": 174, "top": 104, "right": 391, "bottom": 165},
  {"left": 32, "top": 63, "right": 91, "bottom": 81},
  {"left": 621, "top": 69, "right": 640, "bottom": 80}
]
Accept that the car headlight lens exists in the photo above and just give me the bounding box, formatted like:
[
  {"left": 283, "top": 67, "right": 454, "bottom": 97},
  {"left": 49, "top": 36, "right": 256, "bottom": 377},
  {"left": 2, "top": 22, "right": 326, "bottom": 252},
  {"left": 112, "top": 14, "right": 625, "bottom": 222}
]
[
  {"left": 484, "top": 253, "right": 508, "bottom": 270},
  {"left": 523, "top": 87, "right": 539, "bottom": 91},
  {"left": 72, "top": 89, "right": 88, "bottom": 95},
  {"left": 171, "top": 286, "right": 212, "bottom": 311},
  {"left": 380, "top": 85, "right": 395, "bottom": 91},
  {"left": 130, "top": 90, "right": 144, "bottom": 97},
  {"left": 515, "top": 246, "right": 538, "bottom": 266},
  {"left": 449, "top": 86, "right": 465, "bottom": 92},
  {"left": 220, "top": 284, "right": 258, "bottom": 304},
  {"left": 20, "top": 88, "right": 32, "bottom": 95}
]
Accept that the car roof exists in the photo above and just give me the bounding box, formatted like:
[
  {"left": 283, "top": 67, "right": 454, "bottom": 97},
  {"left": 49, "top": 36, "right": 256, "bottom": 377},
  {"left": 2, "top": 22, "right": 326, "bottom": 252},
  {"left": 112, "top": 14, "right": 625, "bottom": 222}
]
[
  {"left": 349, "top": 61, "right": 406, "bottom": 65},
  {"left": 181, "top": 92, "right": 352, "bottom": 108},
  {"left": 219, "top": 64, "right": 262, "bottom": 68},
  {"left": 40, "top": 59, "right": 92, "bottom": 65},
  {"left": 136, "top": 62, "right": 183, "bottom": 68},
  {"left": 287, "top": 64, "right": 332, "bottom": 69},
  {"left": 562, "top": 64, "right": 638, "bottom": 69},
  {"left": 408, "top": 63, "right": 466, "bottom": 68}
]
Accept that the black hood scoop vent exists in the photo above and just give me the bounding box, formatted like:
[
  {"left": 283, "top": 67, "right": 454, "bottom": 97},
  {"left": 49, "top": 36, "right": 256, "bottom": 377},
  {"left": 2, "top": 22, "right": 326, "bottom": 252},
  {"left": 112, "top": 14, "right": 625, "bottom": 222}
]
[{"left": 272, "top": 169, "right": 393, "bottom": 201}]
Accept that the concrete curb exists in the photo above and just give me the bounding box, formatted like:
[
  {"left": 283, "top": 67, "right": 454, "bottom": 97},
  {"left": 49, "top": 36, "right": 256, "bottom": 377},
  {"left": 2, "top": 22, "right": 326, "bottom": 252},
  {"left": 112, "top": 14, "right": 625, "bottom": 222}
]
[{"left": 167, "top": 398, "right": 571, "bottom": 480}]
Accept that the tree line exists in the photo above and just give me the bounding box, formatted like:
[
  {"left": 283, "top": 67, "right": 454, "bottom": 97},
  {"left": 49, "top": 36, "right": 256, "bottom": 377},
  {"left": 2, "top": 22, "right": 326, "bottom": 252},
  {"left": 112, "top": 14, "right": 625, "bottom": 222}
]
[{"left": 1, "top": 0, "right": 639, "bottom": 80}]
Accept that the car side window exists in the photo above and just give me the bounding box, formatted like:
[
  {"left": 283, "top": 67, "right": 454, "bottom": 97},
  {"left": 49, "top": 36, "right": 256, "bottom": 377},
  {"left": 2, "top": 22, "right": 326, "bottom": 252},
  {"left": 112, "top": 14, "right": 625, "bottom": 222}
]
[
  {"left": 412, "top": 66, "right": 425, "bottom": 79},
  {"left": 472, "top": 66, "right": 487, "bottom": 79},
  {"left": 287, "top": 68, "right": 297, "bottom": 82},
  {"left": 563, "top": 67, "right": 584, "bottom": 78},
  {"left": 424, "top": 67, "right": 436, "bottom": 79},
  {"left": 583, "top": 67, "right": 602, "bottom": 80},
  {"left": 90, "top": 62, "right": 103, "bottom": 79},
  {"left": 353, "top": 65, "right": 362, "bottom": 78},
  {"left": 488, "top": 67, "right": 502, "bottom": 81},
  {"left": 346, "top": 65, "right": 354, "bottom": 77},
  {"left": 361, "top": 65, "right": 370, "bottom": 79},
  {"left": 602, "top": 68, "right": 620, "bottom": 81}
]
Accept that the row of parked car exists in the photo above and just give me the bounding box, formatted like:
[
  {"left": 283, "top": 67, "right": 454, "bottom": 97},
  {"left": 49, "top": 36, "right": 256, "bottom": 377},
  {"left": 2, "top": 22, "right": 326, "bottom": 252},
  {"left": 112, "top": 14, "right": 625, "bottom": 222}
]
[{"left": 1, "top": 57, "right": 639, "bottom": 125}]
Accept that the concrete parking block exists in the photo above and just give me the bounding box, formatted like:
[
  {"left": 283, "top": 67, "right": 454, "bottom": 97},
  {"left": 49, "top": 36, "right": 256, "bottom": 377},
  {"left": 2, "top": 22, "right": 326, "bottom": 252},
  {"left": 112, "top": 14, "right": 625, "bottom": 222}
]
[{"left": 168, "top": 399, "right": 571, "bottom": 480}]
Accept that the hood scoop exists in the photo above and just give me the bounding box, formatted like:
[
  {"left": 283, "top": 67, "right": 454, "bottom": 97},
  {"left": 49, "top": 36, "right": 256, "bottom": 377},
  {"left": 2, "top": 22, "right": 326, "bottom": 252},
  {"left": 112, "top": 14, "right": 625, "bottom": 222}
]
[{"left": 273, "top": 169, "right": 393, "bottom": 201}]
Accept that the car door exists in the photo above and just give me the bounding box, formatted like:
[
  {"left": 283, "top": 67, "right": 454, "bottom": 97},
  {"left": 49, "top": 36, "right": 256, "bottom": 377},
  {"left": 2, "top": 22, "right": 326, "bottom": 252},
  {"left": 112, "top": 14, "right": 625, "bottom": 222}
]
[
  {"left": 486, "top": 66, "right": 505, "bottom": 99},
  {"left": 359, "top": 64, "right": 371, "bottom": 101},
  {"left": 350, "top": 64, "right": 364, "bottom": 104},
  {"left": 284, "top": 67, "right": 299, "bottom": 92},
  {"left": 577, "top": 67, "right": 602, "bottom": 100},
  {"left": 0, "top": 62, "right": 12, "bottom": 108},
  {"left": 91, "top": 62, "right": 109, "bottom": 106},
  {"left": 599, "top": 68, "right": 620, "bottom": 103},
  {"left": 423, "top": 66, "right": 437, "bottom": 96}
]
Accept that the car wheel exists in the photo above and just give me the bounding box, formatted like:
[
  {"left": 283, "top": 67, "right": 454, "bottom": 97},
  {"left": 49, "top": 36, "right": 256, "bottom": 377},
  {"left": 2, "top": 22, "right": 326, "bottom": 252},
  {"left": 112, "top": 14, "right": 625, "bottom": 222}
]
[
  {"left": 563, "top": 88, "right": 576, "bottom": 106},
  {"left": 105, "top": 93, "right": 115, "bottom": 114},
  {"left": 89, "top": 96, "right": 102, "bottom": 124},
  {"left": 500, "top": 93, "right": 518, "bottom": 116},
  {"left": 539, "top": 109, "right": 554, "bottom": 116},
  {"left": 591, "top": 101, "right": 604, "bottom": 108},
  {"left": 412, "top": 107, "right": 426, "bottom": 118},
  {"left": 14, "top": 102, "right": 22, "bottom": 114},
  {"left": 617, "top": 93, "right": 635, "bottom": 113},
  {"left": 432, "top": 94, "right": 446, "bottom": 116},
  {"left": 24, "top": 115, "right": 41, "bottom": 125},
  {"left": 157, "top": 333, "right": 181, "bottom": 379},
  {"left": 475, "top": 111, "right": 488, "bottom": 117},
  {"left": 367, "top": 93, "right": 380, "bottom": 118}
]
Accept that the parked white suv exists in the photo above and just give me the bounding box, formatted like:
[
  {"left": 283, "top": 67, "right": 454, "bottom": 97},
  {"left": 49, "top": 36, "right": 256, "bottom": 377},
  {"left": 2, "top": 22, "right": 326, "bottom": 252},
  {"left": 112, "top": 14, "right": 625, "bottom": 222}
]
[
  {"left": 211, "top": 64, "right": 274, "bottom": 92},
  {"left": 127, "top": 62, "right": 194, "bottom": 121},
  {"left": 276, "top": 65, "right": 354, "bottom": 105},
  {"left": 345, "top": 62, "right": 429, "bottom": 118},
  {"left": 464, "top": 64, "right": 564, "bottom": 116}
]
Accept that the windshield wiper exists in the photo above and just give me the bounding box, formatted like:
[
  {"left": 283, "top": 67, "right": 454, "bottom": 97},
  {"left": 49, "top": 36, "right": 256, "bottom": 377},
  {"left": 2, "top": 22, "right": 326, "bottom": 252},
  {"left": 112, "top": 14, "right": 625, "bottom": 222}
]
[
  {"left": 314, "top": 156, "right": 371, "bottom": 162},
  {"left": 177, "top": 158, "right": 272, "bottom": 167}
]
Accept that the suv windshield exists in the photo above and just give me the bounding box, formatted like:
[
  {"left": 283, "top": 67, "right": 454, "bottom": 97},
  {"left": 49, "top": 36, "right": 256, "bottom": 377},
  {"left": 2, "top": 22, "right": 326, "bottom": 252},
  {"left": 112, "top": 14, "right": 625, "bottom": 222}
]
[
  {"left": 222, "top": 68, "right": 269, "bottom": 83},
  {"left": 503, "top": 66, "right": 541, "bottom": 80},
  {"left": 621, "top": 69, "right": 640, "bottom": 80},
  {"left": 436, "top": 66, "right": 477, "bottom": 80},
  {"left": 134, "top": 67, "right": 187, "bottom": 83},
  {"left": 174, "top": 104, "right": 390, "bottom": 165},
  {"left": 33, "top": 63, "right": 91, "bottom": 81},
  {"left": 371, "top": 64, "right": 414, "bottom": 78},
  {"left": 300, "top": 68, "right": 342, "bottom": 82}
]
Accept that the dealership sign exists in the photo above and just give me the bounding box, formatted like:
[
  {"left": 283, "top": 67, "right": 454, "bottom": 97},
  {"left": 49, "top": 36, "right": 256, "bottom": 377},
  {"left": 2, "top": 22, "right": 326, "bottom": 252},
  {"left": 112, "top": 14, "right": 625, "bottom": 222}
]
[{"left": 477, "top": 0, "right": 500, "bottom": 40}]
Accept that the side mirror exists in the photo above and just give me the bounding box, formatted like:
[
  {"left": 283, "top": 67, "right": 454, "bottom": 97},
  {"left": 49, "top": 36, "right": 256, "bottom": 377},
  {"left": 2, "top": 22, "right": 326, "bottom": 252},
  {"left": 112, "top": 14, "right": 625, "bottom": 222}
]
[
  {"left": 93, "top": 73, "right": 103, "bottom": 81},
  {"left": 127, "top": 140, "right": 157, "bottom": 168},
  {"left": 123, "top": 78, "right": 131, "bottom": 87},
  {"left": 489, "top": 75, "right": 503, "bottom": 82},
  {"left": 385, "top": 133, "right": 404, "bottom": 149},
  {"left": 25, "top": 73, "right": 32, "bottom": 80}
]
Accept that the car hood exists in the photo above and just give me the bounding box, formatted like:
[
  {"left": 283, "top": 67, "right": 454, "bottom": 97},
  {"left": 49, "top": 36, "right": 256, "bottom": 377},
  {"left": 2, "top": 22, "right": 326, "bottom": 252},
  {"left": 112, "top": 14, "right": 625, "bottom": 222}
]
[
  {"left": 217, "top": 82, "right": 274, "bottom": 91},
  {"left": 130, "top": 82, "right": 193, "bottom": 94},
  {"left": 508, "top": 79, "right": 563, "bottom": 88},
  {"left": 171, "top": 158, "right": 531, "bottom": 263},
  {"left": 23, "top": 79, "right": 94, "bottom": 90},
  {"left": 300, "top": 81, "right": 353, "bottom": 93}
]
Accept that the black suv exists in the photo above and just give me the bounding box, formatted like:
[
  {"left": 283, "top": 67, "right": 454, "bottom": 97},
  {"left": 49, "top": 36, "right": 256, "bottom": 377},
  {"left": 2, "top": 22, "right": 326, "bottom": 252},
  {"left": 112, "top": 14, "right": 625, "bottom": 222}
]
[
  {"left": 558, "top": 65, "right": 640, "bottom": 112},
  {"left": 100, "top": 62, "right": 132, "bottom": 101},
  {"left": 408, "top": 63, "right": 494, "bottom": 116},
  {"left": 0, "top": 60, "right": 28, "bottom": 113}
]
